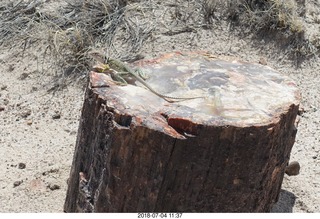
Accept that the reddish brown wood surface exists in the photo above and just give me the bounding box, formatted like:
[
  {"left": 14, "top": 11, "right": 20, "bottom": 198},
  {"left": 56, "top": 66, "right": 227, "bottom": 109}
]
[{"left": 64, "top": 52, "right": 300, "bottom": 212}]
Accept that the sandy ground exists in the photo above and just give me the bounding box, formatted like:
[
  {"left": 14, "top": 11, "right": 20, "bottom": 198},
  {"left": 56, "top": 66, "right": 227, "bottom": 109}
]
[{"left": 0, "top": 0, "right": 319, "bottom": 213}]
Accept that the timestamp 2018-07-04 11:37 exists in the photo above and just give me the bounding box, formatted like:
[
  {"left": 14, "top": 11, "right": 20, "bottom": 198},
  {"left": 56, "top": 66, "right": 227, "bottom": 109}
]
[{"left": 137, "top": 213, "right": 183, "bottom": 218}]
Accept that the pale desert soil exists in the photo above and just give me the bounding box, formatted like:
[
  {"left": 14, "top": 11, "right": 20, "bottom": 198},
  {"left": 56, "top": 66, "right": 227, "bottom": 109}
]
[{"left": 0, "top": 0, "right": 319, "bottom": 213}]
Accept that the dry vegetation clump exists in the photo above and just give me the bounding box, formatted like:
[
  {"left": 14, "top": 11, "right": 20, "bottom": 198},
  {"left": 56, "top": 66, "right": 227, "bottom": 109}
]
[
  {"left": 222, "top": 0, "right": 317, "bottom": 61},
  {"left": 0, "top": 1, "right": 45, "bottom": 48},
  {"left": 50, "top": 0, "right": 155, "bottom": 77},
  {"left": 225, "top": 0, "right": 305, "bottom": 33},
  {"left": 0, "top": 0, "right": 155, "bottom": 86}
]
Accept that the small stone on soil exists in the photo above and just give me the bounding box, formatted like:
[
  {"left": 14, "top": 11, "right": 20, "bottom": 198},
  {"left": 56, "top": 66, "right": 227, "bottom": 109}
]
[
  {"left": 52, "top": 112, "right": 61, "bottom": 119},
  {"left": 42, "top": 168, "right": 59, "bottom": 176},
  {"left": 18, "top": 162, "right": 26, "bottom": 169},
  {"left": 19, "top": 72, "right": 29, "bottom": 80},
  {"left": 1, "top": 85, "right": 7, "bottom": 90},
  {"left": 48, "top": 184, "right": 60, "bottom": 190},
  {"left": 285, "top": 161, "right": 300, "bottom": 176},
  {"left": 13, "top": 180, "right": 23, "bottom": 187}
]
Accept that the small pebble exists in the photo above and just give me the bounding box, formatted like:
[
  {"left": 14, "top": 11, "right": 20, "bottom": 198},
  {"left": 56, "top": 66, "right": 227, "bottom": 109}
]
[
  {"left": 13, "top": 180, "right": 22, "bottom": 187},
  {"left": 1, "top": 85, "right": 7, "bottom": 90},
  {"left": 19, "top": 72, "right": 29, "bottom": 80},
  {"left": 48, "top": 184, "right": 60, "bottom": 191},
  {"left": 26, "top": 120, "right": 33, "bottom": 125},
  {"left": 0, "top": 106, "right": 4, "bottom": 112},
  {"left": 42, "top": 168, "right": 59, "bottom": 176},
  {"left": 18, "top": 163, "right": 26, "bottom": 169},
  {"left": 285, "top": 161, "right": 300, "bottom": 176},
  {"left": 52, "top": 112, "right": 61, "bottom": 119}
]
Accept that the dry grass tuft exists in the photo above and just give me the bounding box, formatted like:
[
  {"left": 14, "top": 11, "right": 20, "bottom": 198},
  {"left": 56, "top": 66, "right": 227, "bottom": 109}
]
[
  {"left": 0, "top": 0, "right": 155, "bottom": 90},
  {"left": 0, "top": 0, "right": 44, "bottom": 48},
  {"left": 227, "top": 0, "right": 305, "bottom": 34},
  {"left": 220, "top": 0, "right": 317, "bottom": 62}
]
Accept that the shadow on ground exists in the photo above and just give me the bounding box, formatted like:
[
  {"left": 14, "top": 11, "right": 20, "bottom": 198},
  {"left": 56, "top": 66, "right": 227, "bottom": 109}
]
[{"left": 271, "top": 189, "right": 296, "bottom": 213}]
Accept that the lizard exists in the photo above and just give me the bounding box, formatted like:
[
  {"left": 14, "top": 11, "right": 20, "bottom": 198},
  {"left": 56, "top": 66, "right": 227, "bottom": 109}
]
[{"left": 88, "top": 50, "right": 204, "bottom": 103}]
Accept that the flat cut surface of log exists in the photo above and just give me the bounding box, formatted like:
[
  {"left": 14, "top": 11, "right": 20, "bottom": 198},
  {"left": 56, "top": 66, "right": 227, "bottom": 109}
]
[
  {"left": 91, "top": 51, "right": 300, "bottom": 134},
  {"left": 64, "top": 51, "right": 301, "bottom": 212}
]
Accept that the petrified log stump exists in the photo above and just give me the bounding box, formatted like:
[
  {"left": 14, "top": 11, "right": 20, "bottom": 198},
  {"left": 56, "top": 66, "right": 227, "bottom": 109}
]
[{"left": 64, "top": 51, "right": 301, "bottom": 212}]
